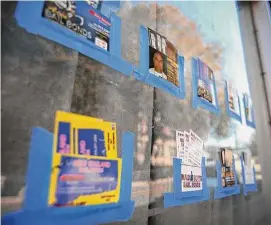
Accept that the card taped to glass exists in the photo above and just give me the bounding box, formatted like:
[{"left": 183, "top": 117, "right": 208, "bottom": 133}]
[
  {"left": 54, "top": 111, "right": 102, "bottom": 155},
  {"left": 75, "top": 121, "right": 117, "bottom": 158},
  {"left": 42, "top": 1, "right": 111, "bottom": 51},
  {"left": 49, "top": 155, "right": 121, "bottom": 206}
]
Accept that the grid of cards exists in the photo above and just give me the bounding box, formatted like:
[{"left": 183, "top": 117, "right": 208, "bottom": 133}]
[{"left": 176, "top": 130, "right": 203, "bottom": 167}]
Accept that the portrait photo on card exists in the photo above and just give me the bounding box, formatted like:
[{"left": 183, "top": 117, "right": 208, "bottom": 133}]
[
  {"left": 148, "top": 28, "right": 167, "bottom": 79},
  {"left": 148, "top": 28, "right": 180, "bottom": 86},
  {"left": 197, "top": 59, "right": 216, "bottom": 106},
  {"left": 219, "top": 148, "right": 235, "bottom": 188}
]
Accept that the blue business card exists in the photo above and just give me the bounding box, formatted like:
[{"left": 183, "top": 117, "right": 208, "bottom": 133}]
[
  {"left": 57, "top": 122, "right": 71, "bottom": 154},
  {"left": 53, "top": 156, "right": 119, "bottom": 205},
  {"left": 77, "top": 129, "right": 106, "bottom": 156},
  {"left": 42, "top": 1, "right": 111, "bottom": 51}
]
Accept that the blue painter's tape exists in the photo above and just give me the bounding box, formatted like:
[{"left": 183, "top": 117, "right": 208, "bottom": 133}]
[
  {"left": 2, "top": 128, "right": 135, "bottom": 225},
  {"left": 23, "top": 128, "right": 53, "bottom": 210},
  {"left": 242, "top": 95, "right": 256, "bottom": 129},
  {"left": 191, "top": 58, "right": 220, "bottom": 115},
  {"left": 134, "top": 26, "right": 149, "bottom": 81},
  {"left": 164, "top": 158, "right": 210, "bottom": 208},
  {"left": 224, "top": 82, "right": 242, "bottom": 123},
  {"left": 2, "top": 202, "right": 135, "bottom": 225},
  {"left": 14, "top": 1, "right": 133, "bottom": 77},
  {"left": 119, "top": 131, "right": 135, "bottom": 202},
  {"left": 214, "top": 158, "right": 240, "bottom": 199},
  {"left": 134, "top": 26, "right": 186, "bottom": 99},
  {"left": 240, "top": 156, "right": 258, "bottom": 196}
]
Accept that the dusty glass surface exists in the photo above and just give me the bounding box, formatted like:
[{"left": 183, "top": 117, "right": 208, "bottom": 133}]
[{"left": 1, "top": 1, "right": 265, "bottom": 225}]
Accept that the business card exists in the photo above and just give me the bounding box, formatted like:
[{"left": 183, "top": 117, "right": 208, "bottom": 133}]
[
  {"left": 49, "top": 155, "right": 121, "bottom": 206},
  {"left": 42, "top": 1, "right": 111, "bottom": 51}
]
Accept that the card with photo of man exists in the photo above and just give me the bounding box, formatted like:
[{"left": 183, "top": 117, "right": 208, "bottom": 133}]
[
  {"left": 166, "top": 40, "right": 179, "bottom": 86},
  {"left": 148, "top": 28, "right": 179, "bottom": 86},
  {"left": 148, "top": 28, "right": 167, "bottom": 79}
]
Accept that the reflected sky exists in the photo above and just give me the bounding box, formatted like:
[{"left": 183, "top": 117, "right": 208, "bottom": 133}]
[
  {"left": 161, "top": 1, "right": 249, "bottom": 92},
  {"left": 119, "top": 1, "right": 261, "bottom": 201},
  {"left": 124, "top": 1, "right": 256, "bottom": 148},
  {"left": 122, "top": 1, "right": 257, "bottom": 152},
  {"left": 170, "top": 1, "right": 255, "bottom": 147}
]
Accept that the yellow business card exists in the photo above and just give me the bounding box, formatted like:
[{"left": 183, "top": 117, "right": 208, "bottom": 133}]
[
  {"left": 53, "top": 111, "right": 101, "bottom": 155},
  {"left": 54, "top": 111, "right": 117, "bottom": 158}
]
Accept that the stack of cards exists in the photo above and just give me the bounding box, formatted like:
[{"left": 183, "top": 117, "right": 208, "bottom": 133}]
[
  {"left": 176, "top": 130, "right": 203, "bottom": 192},
  {"left": 176, "top": 130, "right": 203, "bottom": 166},
  {"left": 49, "top": 111, "right": 121, "bottom": 207}
]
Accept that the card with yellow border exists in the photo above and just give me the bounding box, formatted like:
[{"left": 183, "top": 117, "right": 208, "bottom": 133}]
[
  {"left": 54, "top": 111, "right": 117, "bottom": 158},
  {"left": 49, "top": 154, "right": 121, "bottom": 206},
  {"left": 74, "top": 121, "right": 117, "bottom": 158},
  {"left": 54, "top": 111, "right": 102, "bottom": 155}
]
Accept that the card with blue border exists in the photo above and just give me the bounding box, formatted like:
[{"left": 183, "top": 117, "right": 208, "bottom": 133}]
[
  {"left": 15, "top": 1, "right": 133, "bottom": 77},
  {"left": 243, "top": 93, "right": 256, "bottom": 128},
  {"left": 214, "top": 148, "right": 240, "bottom": 199},
  {"left": 225, "top": 81, "right": 242, "bottom": 123},
  {"left": 134, "top": 26, "right": 186, "bottom": 99},
  {"left": 191, "top": 58, "right": 220, "bottom": 115},
  {"left": 240, "top": 153, "right": 258, "bottom": 196},
  {"left": 164, "top": 158, "right": 210, "bottom": 208},
  {"left": 2, "top": 127, "right": 136, "bottom": 225}
]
